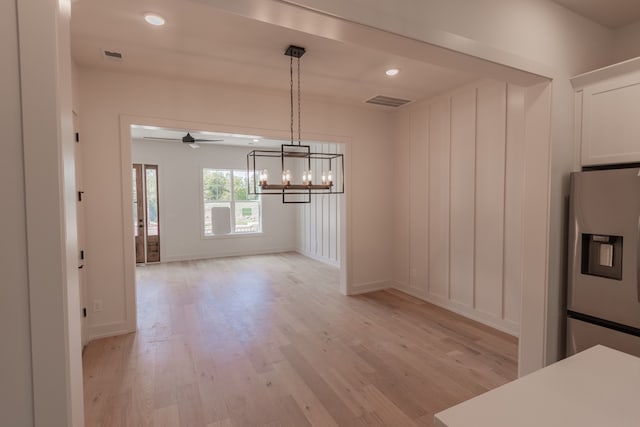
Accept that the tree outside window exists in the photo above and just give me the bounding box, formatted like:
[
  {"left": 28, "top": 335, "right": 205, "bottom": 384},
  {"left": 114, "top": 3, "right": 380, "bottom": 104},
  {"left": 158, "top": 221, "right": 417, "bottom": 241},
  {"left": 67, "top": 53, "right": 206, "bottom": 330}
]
[{"left": 203, "top": 169, "right": 261, "bottom": 235}]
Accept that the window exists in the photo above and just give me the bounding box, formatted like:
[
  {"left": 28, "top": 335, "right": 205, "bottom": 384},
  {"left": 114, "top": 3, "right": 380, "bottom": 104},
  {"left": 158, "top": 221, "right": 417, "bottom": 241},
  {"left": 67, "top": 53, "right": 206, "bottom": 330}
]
[{"left": 202, "top": 168, "right": 261, "bottom": 236}]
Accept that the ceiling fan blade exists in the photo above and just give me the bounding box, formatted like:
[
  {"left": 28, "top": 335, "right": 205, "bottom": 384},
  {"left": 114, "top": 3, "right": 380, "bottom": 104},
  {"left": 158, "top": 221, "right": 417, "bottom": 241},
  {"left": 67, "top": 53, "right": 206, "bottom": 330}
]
[
  {"left": 143, "top": 136, "right": 180, "bottom": 141},
  {"left": 193, "top": 138, "right": 224, "bottom": 142}
]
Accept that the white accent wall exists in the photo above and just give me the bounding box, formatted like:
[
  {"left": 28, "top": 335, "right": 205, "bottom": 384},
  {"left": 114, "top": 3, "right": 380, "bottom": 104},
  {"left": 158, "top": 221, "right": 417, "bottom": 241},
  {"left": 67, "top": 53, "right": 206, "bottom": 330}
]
[
  {"left": 131, "top": 139, "right": 297, "bottom": 261},
  {"left": 392, "top": 80, "right": 525, "bottom": 336},
  {"left": 296, "top": 142, "right": 343, "bottom": 267}
]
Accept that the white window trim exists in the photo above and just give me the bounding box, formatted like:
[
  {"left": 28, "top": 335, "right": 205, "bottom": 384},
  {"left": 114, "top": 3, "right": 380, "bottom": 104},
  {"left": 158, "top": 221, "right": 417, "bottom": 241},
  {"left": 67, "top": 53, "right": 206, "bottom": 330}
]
[{"left": 201, "top": 168, "right": 262, "bottom": 238}]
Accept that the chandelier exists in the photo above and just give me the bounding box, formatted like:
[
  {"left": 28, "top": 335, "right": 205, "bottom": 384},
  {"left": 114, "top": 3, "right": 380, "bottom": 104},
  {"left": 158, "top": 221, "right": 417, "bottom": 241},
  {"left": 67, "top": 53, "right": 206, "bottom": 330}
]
[{"left": 247, "top": 45, "right": 345, "bottom": 204}]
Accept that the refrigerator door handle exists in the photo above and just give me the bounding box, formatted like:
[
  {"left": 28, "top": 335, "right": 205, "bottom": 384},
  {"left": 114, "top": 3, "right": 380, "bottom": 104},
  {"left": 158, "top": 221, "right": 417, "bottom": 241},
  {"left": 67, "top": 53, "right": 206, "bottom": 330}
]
[{"left": 567, "top": 173, "right": 581, "bottom": 309}]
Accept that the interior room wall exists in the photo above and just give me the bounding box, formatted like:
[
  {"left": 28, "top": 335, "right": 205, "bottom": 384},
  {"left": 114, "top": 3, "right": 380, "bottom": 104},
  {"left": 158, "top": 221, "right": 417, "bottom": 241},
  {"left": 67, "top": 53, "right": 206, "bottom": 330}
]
[
  {"left": 392, "top": 80, "right": 525, "bottom": 336},
  {"left": 0, "top": 1, "right": 33, "bottom": 425},
  {"left": 78, "top": 67, "right": 393, "bottom": 340},
  {"left": 613, "top": 20, "right": 640, "bottom": 63},
  {"left": 296, "top": 142, "right": 343, "bottom": 267},
  {"left": 131, "top": 140, "right": 297, "bottom": 261}
]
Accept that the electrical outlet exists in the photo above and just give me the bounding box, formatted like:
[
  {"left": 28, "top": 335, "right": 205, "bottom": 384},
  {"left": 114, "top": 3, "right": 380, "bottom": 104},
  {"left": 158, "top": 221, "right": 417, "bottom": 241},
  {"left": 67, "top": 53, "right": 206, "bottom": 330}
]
[{"left": 93, "top": 299, "right": 103, "bottom": 312}]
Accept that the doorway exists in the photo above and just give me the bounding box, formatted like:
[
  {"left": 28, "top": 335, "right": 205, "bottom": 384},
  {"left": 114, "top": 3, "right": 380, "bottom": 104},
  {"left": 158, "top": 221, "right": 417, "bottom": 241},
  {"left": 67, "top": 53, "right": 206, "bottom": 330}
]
[{"left": 132, "top": 163, "right": 160, "bottom": 263}]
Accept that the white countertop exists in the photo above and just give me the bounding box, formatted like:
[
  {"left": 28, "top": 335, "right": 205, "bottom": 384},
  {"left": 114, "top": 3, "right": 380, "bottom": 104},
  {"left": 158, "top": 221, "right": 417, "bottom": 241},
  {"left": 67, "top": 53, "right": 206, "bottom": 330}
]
[{"left": 435, "top": 345, "right": 640, "bottom": 427}]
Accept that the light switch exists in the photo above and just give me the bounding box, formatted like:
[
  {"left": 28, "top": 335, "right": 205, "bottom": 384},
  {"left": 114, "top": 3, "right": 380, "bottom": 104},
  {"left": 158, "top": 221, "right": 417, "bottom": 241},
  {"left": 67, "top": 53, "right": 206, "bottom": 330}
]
[{"left": 599, "top": 243, "right": 613, "bottom": 267}]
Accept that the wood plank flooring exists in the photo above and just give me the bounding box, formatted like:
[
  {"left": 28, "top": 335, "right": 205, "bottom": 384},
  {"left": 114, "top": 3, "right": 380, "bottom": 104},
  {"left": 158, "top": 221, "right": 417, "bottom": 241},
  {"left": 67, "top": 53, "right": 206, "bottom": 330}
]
[{"left": 83, "top": 252, "right": 517, "bottom": 426}]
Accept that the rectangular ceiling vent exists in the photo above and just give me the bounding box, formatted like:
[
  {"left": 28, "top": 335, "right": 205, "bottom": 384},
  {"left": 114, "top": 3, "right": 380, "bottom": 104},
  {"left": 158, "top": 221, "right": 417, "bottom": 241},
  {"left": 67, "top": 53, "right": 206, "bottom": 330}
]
[
  {"left": 365, "top": 95, "right": 412, "bottom": 108},
  {"left": 102, "top": 49, "right": 123, "bottom": 61}
]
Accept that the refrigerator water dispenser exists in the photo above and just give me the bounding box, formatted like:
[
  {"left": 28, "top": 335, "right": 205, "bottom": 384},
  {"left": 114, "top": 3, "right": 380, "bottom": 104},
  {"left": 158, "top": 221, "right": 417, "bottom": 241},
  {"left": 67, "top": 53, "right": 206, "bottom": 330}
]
[{"left": 581, "top": 234, "right": 623, "bottom": 280}]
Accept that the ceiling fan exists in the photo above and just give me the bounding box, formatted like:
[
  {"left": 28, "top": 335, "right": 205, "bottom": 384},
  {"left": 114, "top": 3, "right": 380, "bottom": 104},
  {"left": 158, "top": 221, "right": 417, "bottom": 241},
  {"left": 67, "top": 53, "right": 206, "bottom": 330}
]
[{"left": 143, "top": 132, "right": 223, "bottom": 149}]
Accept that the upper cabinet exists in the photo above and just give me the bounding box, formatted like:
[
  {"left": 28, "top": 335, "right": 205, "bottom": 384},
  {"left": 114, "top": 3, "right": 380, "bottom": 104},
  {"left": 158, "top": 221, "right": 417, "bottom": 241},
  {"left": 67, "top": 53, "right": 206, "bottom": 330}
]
[{"left": 572, "top": 57, "right": 640, "bottom": 166}]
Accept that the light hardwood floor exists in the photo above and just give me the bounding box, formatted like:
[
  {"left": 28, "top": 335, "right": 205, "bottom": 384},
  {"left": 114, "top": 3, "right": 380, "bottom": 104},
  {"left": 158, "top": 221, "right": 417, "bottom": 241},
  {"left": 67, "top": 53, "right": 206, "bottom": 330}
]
[{"left": 83, "top": 253, "right": 517, "bottom": 427}]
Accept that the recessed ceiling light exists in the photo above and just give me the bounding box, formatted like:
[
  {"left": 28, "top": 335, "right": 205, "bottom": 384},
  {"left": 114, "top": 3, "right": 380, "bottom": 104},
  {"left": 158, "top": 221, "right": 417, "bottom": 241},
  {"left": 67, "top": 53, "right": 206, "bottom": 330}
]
[
  {"left": 253, "top": 139, "right": 260, "bottom": 142},
  {"left": 144, "top": 13, "right": 165, "bottom": 26},
  {"left": 385, "top": 68, "right": 400, "bottom": 76}
]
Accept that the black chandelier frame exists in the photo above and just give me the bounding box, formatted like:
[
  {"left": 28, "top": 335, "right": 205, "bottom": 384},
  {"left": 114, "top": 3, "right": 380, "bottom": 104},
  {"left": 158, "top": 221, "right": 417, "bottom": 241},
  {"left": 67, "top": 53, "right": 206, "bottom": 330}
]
[{"left": 246, "top": 45, "right": 345, "bottom": 204}]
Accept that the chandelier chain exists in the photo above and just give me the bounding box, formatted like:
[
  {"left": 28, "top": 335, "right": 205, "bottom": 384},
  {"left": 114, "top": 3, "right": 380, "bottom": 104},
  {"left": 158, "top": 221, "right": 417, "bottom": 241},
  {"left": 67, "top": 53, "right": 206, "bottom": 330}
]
[
  {"left": 290, "top": 55, "right": 294, "bottom": 145},
  {"left": 246, "top": 45, "right": 344, "bottom": 203},
  {"left": 297, "top": 57, "right": 301, "bottom": 146}
]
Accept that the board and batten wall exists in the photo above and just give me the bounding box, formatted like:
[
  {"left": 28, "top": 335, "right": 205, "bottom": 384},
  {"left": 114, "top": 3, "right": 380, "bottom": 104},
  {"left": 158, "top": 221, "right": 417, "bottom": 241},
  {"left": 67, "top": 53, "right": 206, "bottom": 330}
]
[
  {"left": 392, "top": 80, "right": 525, "bottom": 336},
  {"left": 132, "top": 139, "right": 297, "bottom": 262},
  {"left": 296, "top": 142, "right": 343, "bottom": 267}
]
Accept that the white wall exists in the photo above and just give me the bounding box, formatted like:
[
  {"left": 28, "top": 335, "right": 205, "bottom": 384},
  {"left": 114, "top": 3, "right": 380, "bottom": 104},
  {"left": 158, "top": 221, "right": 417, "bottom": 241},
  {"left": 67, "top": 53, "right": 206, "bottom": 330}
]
[
  {"left": 392, "top": 80, "right": 525, "bottom": 336},
  {"left": 296, "top": 142, "right": 343, "bottom": 267},
  {"left": 0, "top": 1, "right": 33, "bottom": 425},
  {"left": 132, "top": 139, "right": 297, "bottom": 261},
  {"left": 79, "top": 67, "right": 393, "bottom": 340},
  {"left": 613, "top": 20, "right": 640, "bottom": 63}
]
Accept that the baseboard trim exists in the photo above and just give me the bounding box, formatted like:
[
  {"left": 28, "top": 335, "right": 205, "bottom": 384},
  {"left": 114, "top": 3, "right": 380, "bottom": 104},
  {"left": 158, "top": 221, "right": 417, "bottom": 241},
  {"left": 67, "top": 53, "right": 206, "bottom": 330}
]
[
  {"left": 88, "top": 321, "right": 135, "bottom": 341},
  {"left": 392, "top": 282, "right": 520, "bottom": 337},
  {"left": 347, "top": 280, "right": 391, "bottom": 295},
  {"left": 295, "top": 249, "right": 340, "bottom": 267},
  {"left": 161, "top": 247, "right": 297, "bottom": 263}
]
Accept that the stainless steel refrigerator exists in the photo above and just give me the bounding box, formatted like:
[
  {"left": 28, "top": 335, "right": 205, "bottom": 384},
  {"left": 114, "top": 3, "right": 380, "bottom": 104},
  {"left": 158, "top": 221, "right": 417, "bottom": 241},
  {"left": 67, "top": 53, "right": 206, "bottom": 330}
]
[{"left": 567, "top": 167, "right": 640, "bottom": 357}]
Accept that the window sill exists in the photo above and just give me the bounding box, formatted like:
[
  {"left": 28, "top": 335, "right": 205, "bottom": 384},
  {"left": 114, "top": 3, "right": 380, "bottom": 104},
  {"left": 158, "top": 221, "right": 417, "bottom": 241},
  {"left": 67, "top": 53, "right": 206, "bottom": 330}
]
[{"left": 201, "top": 232, "right": 264, "bottom": 240}]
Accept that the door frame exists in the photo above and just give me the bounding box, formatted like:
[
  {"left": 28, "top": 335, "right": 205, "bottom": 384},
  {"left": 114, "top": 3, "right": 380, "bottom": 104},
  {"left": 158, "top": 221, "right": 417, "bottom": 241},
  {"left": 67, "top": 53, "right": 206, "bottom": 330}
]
[
  {"left": 143, "top": 164, "right": 160, "bottom": 262},
  {"left": 73, "top": 111, "right": 88, "bottom": 347},
  {"left": 132, "top": 163, "right": 145, "bottom": 264},
  {"left": 118, "top": 115, "right": 352, "bottom": 335}
]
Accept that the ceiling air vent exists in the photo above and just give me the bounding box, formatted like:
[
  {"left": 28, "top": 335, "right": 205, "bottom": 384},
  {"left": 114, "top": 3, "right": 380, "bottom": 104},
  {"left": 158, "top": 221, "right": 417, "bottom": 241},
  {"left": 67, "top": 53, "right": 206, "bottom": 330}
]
[
  {"left": 102, "top": 49, "right": 123, "bottom": 61},
  {"left": 365, "top": 95, "right": 412, "bottom": 108}
]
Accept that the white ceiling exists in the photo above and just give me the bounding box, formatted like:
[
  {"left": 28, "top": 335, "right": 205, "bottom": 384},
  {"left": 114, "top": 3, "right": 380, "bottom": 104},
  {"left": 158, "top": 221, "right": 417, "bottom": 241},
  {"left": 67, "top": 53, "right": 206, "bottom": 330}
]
[
  {"left": 552, "top": 0, "right": 640, "bottom": 28},
  {"left": 71, "top": 0, "right": 640, "bottom": 112},
  {"left": 70, "top": 0, "right": 480, "bottom": 108}
]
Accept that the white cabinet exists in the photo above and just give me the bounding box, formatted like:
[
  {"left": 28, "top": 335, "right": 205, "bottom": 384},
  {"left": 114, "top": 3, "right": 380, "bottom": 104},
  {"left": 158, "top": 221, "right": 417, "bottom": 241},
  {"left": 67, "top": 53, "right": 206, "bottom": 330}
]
[{"left": 572, "top": 58, "right": 640, "bottom": 166}]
